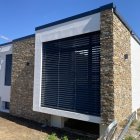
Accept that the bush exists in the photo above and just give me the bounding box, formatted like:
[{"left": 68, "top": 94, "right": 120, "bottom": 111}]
[
  {"left": 125, "top": 136, "right": 136, "bottom": 140},
  {"left": 61, "top": 136, "right": 68, "bottom": 140},
  {"left": 45, "top": 133, "right": 58, "bottom": 140},
  {"left": 43, "top": 133, "right": 69, "bottom": 140}
]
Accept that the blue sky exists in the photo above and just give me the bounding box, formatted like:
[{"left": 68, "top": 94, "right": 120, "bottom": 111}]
[{"left": 0, "top": 0, "right": 140, "bottom": 44}]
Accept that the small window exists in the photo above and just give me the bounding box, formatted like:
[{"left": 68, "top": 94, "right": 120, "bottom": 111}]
[
  {"left": 2, "top": 101, "right": 10, "bottom": 110},
  {"left": 5, "top": 102, "right": 10, "bottom": 110},
  {"left": 5, "top": 54, "right": 12, "bottom": 86}
]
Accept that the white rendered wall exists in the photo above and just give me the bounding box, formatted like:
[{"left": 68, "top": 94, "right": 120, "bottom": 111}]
[
  {"left": 131, "top": 36, "right": 140, "bottom": 112},
  {"left": 0, "top": 44, "right": 12, "bottom": 111},
  {"left": 33, "top": 13, "right": 101, "bottom": 124}
]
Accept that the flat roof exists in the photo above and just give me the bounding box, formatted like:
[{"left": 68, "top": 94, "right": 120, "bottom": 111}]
[
  {"left": 35, "top": 3, "right": 114, "bottom": 31},
  {"left": 113, "top": 9, "right": 140, "bottom": 45},
  {"left": 13, "top": 34, "right": 35, "bottom": 42},
  {"left": 0, "top": 42, "right": 12, "bottom": 47},
  {"left": 0, "top": 34, "right": 35, "bottom": 46},
  {"left": 35, "top": 3, "right": 140, "bottom": 44}
]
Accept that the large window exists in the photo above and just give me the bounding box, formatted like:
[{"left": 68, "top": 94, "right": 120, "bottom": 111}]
[
  {"left": 5, "top": 54, "right": 12, "bottom": 86},
  {"left": 41, "top": 32, "right": 100, "bottom": 116}
]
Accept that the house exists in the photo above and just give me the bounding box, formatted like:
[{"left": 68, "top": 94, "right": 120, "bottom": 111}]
[{"left": 0, "top": 3, "right": 140, "bottom": 138}]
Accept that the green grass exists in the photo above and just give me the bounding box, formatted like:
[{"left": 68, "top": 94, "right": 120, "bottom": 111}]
[
  {"left": 130, "top": 120, "right": 138, "bottom": 126},
  {"left": 44, "top": 133, "right": 58, "bottom": 140},
  {"left": 137, "top": 110, "right": 140, "bottom": 116},
  {"left": 125, "top": 136, "right": 136, "bottom": 140},
  {"left": 136, "top": 122, "right": 140, "bottom": 131},
  {"left": 61, "top": 136, "right": 68, "bottom": 140},
  {"left": 43, "top": 133, "right": 84, "bottom": 140},
  {"left": 43, "top": 133, "right": 69, "bottom": 140}
]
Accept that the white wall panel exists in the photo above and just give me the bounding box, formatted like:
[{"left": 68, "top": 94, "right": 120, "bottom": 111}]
[
  {"left": 131, "top": 36, "right": 140, "bottom": 112},
  {"left": 0, "top": 44, "right": 12, "bottom": 111}
]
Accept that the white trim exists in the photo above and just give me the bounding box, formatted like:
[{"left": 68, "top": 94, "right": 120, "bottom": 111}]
[
  {"left": 33, "top": 36, "right": 42, "bottom": 111},
  {"left": 36, "top": 13, "right": 100, "bottom": 42},
  {"left": 33, "top": 12, "right": 101, "bottom": 124},
  {"left": 33, "top": 106, "right": 101, "bottom": 124}
]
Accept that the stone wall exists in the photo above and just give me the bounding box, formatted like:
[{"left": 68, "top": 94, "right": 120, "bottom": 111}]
[
  {"left": 100, "top": 9, "right": 114, "bottom": 124},
  {"left": 10, "top": 36, "right": 51, "bottom": 124},
  {"left": 113, "top": 13, "right": 132, "bottom": 123},
  {"left": 100, "top": 9, "right": 132, "bottom": 125}
]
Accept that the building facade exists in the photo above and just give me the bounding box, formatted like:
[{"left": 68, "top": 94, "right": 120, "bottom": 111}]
[{"left": 0, "top": 3, "right": 140, "bottom": 138}]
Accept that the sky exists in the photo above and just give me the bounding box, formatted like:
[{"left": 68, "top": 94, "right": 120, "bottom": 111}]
[{"left": 0, "top": 0, "right": 140, "bottom": 44}]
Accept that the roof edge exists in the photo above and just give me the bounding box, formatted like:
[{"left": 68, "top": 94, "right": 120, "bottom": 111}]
[
  {"left": 113, "top": 8, "right": 131, "bottom": 33},
  {"left": 0, "top": 34, "right": 35, "bottom": 46},
  {"left": 35, "top": 3, "right": 114, "bottom": 31},
  {"left": 132, "top": 33, "right": 140, "bottom": 45},
  {"left": 0, "top": 42, "right": 12, "bottom": 47},
  {"left": 13, "top": 34, "right": 35, "bottom": 42},
  {"left": 113, "top": 8, "right": 140, "bottom": 45}
]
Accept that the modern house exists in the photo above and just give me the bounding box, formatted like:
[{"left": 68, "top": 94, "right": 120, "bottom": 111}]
[{"left": 0, "top": 3, "right": 140, "bottom": 138}]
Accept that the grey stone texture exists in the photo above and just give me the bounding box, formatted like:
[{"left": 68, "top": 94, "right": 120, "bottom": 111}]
[
  {"left": 100, "top": 9, "right": 132, "bottom": 125},
  {"left": 100, "top": 9, "right": 114, "bottom": 124},
  {"left": 10, "top": 36, "right": 51, "bottom": 124}
]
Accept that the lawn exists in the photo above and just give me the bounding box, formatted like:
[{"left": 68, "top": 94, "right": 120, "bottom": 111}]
[
  {"left": 0, "top": 112, "right": 95, "bottom": 140},
  {"left": 0, "top": 112, "right": 47, "bottom": 140}
]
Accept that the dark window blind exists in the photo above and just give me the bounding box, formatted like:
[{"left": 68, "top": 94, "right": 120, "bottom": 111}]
[
  {"left": 41, "top": 31, "right": 100, "bottom": 116},
  {"left": 5, "top": 54, "right": 12, "bottom": 86}
]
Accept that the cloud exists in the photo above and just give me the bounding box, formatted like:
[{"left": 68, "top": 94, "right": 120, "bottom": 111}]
[{"left": 0, "top": 35, "right": 11, "bottom": 41}]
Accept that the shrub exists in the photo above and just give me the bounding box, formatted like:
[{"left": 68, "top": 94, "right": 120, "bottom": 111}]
[
  {"left": 46, "top": 133, "right": 58, "bottom": 140},
  {"left": 43, "top": 134, "right": 69, "bottom": 140},
  {"left": 61, "top": 136, "right": 68, "bottom": 140}
]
